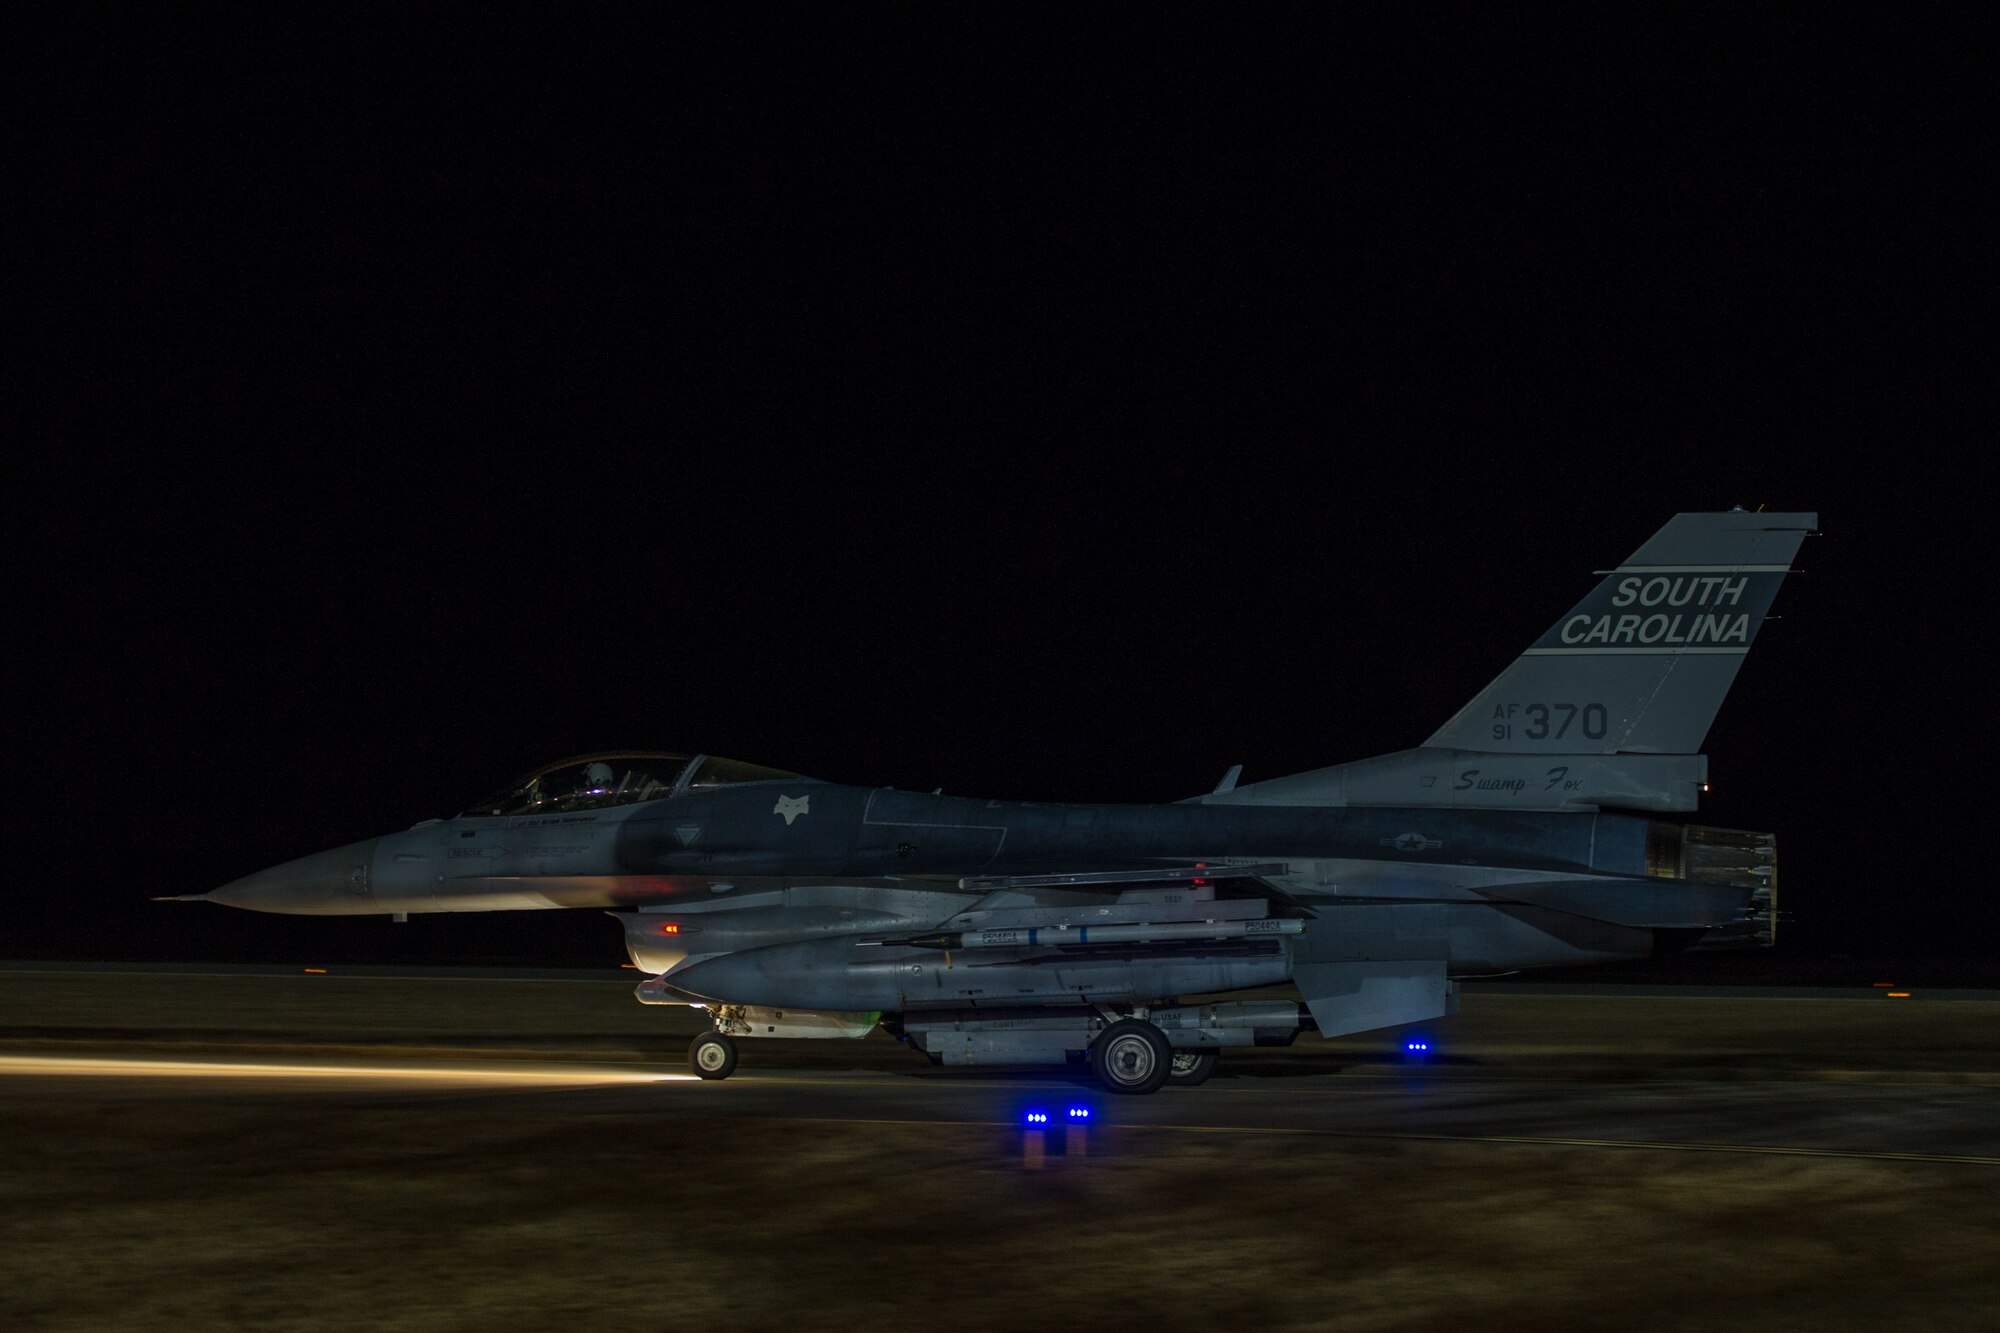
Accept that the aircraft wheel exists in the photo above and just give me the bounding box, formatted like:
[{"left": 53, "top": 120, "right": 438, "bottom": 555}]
[
  {"left": 1091, "top": 1019, "right": 1172, "bottom": 1095},
  {"left": 690, "top": 1031, "right": 738, "bottom": 1080},
  {"left": 1166, "top": 1048, "right": 1218, "bottom": 1087}
]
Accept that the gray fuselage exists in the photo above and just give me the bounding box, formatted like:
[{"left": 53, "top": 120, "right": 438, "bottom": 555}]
[{"left": 209, "top": 780, "right": 1764, "bottom": 1011}]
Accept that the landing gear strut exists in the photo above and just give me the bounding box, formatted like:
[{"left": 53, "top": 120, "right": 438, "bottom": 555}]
[{"left": 690, "top": 1030, "right": 738, "bottom": 1080}]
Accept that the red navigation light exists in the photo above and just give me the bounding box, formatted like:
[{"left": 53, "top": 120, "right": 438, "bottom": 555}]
[{"left": 660, "top": 923, "right": 680, "bottom": 935}]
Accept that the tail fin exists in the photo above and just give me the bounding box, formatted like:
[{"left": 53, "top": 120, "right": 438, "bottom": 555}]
[{"left": 1425, "top": 511, "right": 1815, "bottom": 755}]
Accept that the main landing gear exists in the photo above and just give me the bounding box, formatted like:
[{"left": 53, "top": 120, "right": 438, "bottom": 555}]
[
  {"left": 1090, "top": 1018, "right": 1174, "bottom": 1095},
  {"left": 1091, "top": 1018, "right": 1222, "bottom": 1093},
  {"left": 1166, "top": 1048, "right": 1218, "bottom": 1087},
  {"left": 689, "top": 1030, "right": 738, "bottom": 1080},
  {"left": 686, "top": 1012, "right": 1222, "bottom": 1092}
]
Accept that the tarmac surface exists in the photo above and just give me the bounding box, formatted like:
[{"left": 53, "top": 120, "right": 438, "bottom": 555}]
[
  {"left": 5, "top": 964, "right": 1998, "bottom": 1169},
  {"left": 5, "top": 1053, "right": 1997, "bottom": 1168},
  {"left": 8, "top": 971, "right": 1999, "bottom": 1330}
]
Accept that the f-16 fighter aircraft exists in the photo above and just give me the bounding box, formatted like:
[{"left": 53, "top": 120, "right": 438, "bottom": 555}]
[{"left": 185, "top": 510, "right": 1815, "bottom": 1093}]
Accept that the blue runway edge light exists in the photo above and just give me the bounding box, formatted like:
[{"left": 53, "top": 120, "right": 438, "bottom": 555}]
[
  {"left": 1024, "top": 1110, "right": 1050, "bottom": 1125},
  {"left": 1067, "top": 1106, "right": 1091, "bottom": 1120},
  {"left": 1405, "top": 1039, "right": 1431, "bottom": 1053}
]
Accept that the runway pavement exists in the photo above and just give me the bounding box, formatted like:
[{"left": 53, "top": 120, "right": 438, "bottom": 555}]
[
  {"left": 9, "top": 1005, "right": 1999, "bottom": 1333},
  {"left": 5, "top": 1053, "right": 1996, "bottom": 1167},
  {"left": 6, "top": 964, "right": 1998, "bottom": 1175}
]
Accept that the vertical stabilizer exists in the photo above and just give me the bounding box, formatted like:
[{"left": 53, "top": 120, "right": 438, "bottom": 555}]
[{"left": 1424, "top": 511, "right": 1815, "bottom": 755}]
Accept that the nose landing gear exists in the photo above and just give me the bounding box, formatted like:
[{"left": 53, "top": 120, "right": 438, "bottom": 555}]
[{"left": 690, "top": 1030, "right": 738, "bottom": 1080}]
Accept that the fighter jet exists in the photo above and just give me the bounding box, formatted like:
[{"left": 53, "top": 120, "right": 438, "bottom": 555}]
[{"left": 184, "top": 510, "right": 1814, "bottom": 1093}]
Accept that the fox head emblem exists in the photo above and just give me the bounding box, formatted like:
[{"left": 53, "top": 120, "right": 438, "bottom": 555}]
[{"left": 773, "top": 795, "right": 811, "bottom": 826}]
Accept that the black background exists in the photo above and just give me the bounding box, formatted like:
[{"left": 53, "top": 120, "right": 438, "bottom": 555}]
[{"left": 11, "top": 7, "right": 1988, "bottom": 976}]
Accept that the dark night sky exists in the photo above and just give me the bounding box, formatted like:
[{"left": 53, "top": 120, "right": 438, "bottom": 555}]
[{"left": 11, "top": 8, "right": 1988, "bottom": 973}]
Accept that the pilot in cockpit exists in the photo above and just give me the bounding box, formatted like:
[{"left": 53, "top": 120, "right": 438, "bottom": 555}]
[{"left": 550, "top": 761, "right": 619, "bottom": 810}]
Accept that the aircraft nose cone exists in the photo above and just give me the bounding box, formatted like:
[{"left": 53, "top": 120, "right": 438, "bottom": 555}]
[{"left": 208, "top": 839, "right": 381, "bottom": 914}]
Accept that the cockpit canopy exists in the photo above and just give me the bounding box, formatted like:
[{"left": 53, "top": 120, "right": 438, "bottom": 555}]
[{"left": 463, "top": 752, "right": 812, "bottom": 817}]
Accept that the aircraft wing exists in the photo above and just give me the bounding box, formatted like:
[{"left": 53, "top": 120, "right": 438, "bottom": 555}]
[{"left": 956, "top": 863, "right": 1287, "bottom": 891}]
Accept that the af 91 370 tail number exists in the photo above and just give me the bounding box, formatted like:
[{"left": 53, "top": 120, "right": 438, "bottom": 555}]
[{"left": 1493, "top": 702, "right": 1607, "bottom": 742}]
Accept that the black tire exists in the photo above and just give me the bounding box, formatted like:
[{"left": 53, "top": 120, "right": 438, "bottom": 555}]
[
  {"left": 689, "top": 1031, "right": 738, "bottom": 1080},
  {"left": 1091, "top": 1018, "right": 1172, "bottom": 1095},
  {"left": 1166, "top": 1048, "right": 1218, "bottom": 1087}
]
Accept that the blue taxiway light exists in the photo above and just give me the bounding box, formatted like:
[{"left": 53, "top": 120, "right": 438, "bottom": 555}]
[{"left": 1025, "top": 1108, "right": 1090, "bottom": 1127}]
